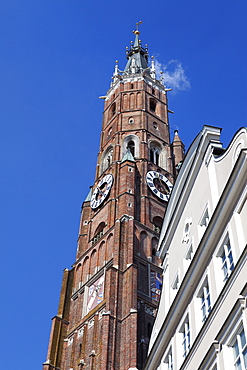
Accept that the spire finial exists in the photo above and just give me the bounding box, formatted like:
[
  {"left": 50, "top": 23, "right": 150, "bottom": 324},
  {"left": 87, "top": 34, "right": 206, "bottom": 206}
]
[
  {"left": 123, "top": 22, "right": 148, "bottom": 74},
  {"left": 133, "top": 21, "right": 142, "bottom": 35}
]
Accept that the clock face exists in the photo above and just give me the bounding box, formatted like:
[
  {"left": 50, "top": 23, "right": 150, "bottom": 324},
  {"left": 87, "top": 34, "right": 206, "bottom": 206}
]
[
  {"left": 90, "top": 174, "right": 113, "bottom": 209},
  {"left": 87, "top": 275, "right": 105, "bottom": 313},
  {"left": 146, "top": 171, "right": 173, "bottom": 201}
]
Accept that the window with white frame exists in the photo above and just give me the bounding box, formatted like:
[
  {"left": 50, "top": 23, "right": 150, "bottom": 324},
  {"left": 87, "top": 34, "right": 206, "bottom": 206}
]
[
  {"left": 171, "top": 273, "right": 179, "bottom": 290},
  {"left": 218, "top": 235, "right": 234, "bottom": 281},
  {"left": 198, "top": 280, "right": 211, "bottom": 323},
  {"left": 180, "top": 316, "right": 191, "bottom": 359},
  {"left": 183, "top": 241, "right": 194, "bottom": 273},
  {"left": 163, "top": 348, "right": 173, "bottom": 370},
  {"left": 231, "top": 327, "right": 247, "bottom": 370},
  {"left": 185, "top": 242, "right": 193, "bottom": 261},
  {"left": 199, "top": 207, "right": 209, "bottom": 238}
]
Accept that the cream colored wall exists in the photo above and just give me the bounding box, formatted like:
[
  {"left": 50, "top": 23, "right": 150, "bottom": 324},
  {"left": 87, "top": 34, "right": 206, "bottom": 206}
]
[{"left": 147, "top": 127, "right": 247, "bottom": 370}]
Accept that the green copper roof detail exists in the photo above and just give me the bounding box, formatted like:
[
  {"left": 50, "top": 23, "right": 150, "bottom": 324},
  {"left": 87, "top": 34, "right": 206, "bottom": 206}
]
[
  {"left": 122, "top": 149, "right": 135, "bottom": 162},
  {"left": 84, "top": 188, "right": 92, "bottom": 202}
]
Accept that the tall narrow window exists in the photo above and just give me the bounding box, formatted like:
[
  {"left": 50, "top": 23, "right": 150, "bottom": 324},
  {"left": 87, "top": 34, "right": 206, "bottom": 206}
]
[
  {"left": 110, "top": 102, "right": 116, "bottom": 118},
  {"left": 198, "top": 281, "right": 211, "bottom": 323},
  {"left": 102, "top": 147, "right": 113, "bottom": 173},
  {"left": 150, "top": 144, "right": 161, "bottom": 166},
  {"left": 164, "top": 348, "right": 173, "bottom": 370},
  {"left": 232, "top": 328, "right": 247, "bottom": 370},
  {"left": 198, "top": 207, "right": 210, "bottom": 239},
  {"left": 153, "top": 216, "right": 163, "bottom": 234},
  {"left": 218, "top": 235, "right": 234, "bottom": 281},
  {"left": 171, "top": 273, "right": 179, "bottom": 291},
  {"left": 200, "top": 208, "right": 209, "bottom": 229},
  {"left": 150, "top": 98, "right": 157, "bottom": 112},
  {"left": 127, "top": 140, "right": 135, "bottom": 157},
  {"left": 180, "top": 317, "right": 190, "bottom": 358}
]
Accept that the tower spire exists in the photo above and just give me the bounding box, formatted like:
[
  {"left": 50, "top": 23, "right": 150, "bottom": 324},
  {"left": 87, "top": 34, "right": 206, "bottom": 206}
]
[{"left": 124, "top": 21, "right": 149, "bottom": 73}]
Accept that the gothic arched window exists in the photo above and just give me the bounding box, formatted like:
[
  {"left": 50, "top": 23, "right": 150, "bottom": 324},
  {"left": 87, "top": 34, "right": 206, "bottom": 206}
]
[
  {"left": 153, "top": 216, "right": 163, "bottom": 234},
  {"left": 102, "top": 147, "right": 113, "bottom": 173},
  {"left": 123, "top": 134, "right": 140, "bottom": 159},
  {"left": 109, "top": 102, "right": 116, "bottom": 119},
  {"left": 150, "top": 142, "right": 161, "bottom": 166},
  {"left": 127, "top": 140, "right": 135, "bottom": 157},
  {"left": 92, "top": 222, "right": 105, "bottom": 246}
]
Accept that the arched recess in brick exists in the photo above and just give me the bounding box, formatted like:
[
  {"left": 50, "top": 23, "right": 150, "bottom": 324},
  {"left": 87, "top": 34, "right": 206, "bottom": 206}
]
[
  {"left": 151, "top": 237, "right": 159, "bottom": 264},
  {"left": 90, "top": 249, "right": 97, "bottom": 275},
  {"left": 123, "top": 93, "right": 129, "bottom": 110},
  {"left": 140, "top": 231, "right": 149, "bottom": 258},
  {"left": 130, "top": 93, "right": 135, "bottom": 109},
  {"left": 75, "top": 263, "right": 82, "bottom": 290},
  {"left": 106, "top": 233, "right": 114, "bottom": 262},
  {"left": 109, "top": 101, "right": 116, "bottom": 120},
  {"left": 153, "top": 216, "right": 163, "bottom": 234},
  {"left": 82, "top": 256, "right": 89, "bottom": 283},
  {"left": 149, "top": 98, "right": 157, "bottom": 113},
  {"left": 149, "top": 140, "right": 168, "bottom": 169},
  {"left": 134, "top": 227, "right": 140, "bottom": 255},
  {"left": 101, "top": 146, "right": 113, "bottom": 175},
  {"left": 122, "top": 134, "right": 140, "bottom": 158},
  {"left": 98, "top": 241, "right": 106, "bottom": 269},
  {"left": 92, "top": 222, "right": 105, "bottom": 245},
  {"left": 137, "top": 91, "right": 142, "bottom": 108}
]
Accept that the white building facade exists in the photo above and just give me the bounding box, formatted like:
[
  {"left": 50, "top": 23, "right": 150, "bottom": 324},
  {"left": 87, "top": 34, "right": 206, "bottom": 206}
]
[{"left": 145, "top": 126, "right": 247, "bottom": 370}]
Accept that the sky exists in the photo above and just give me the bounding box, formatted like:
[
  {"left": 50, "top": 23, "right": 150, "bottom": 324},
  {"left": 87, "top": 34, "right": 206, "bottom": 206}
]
[{"left": 0, "top": 1, "right": 246, "bottom": 369}]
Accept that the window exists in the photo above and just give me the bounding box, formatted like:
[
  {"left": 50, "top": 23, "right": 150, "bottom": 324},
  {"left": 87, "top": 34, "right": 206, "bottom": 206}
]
[
  {"left": 153, "top": 216, "right": 163, "bottom": 234},
  {"left": 150, "top": 147, "right": 160, "bottom": 165},
  {"left": 171, "top": 273, "right": 179, "bottom": 290},
  {"left": 200, "top": 208, "right": 209, "bottom": 229},
  {"left": 102, "top": 147, "right": 113, "bottom": 173},
  {"left": 127, "top": 140, "right": 135, "bottom": 157},
  {"left": 218, "top": 235, "right": 234, "bottom": 281},
  {"left": 92, "top": 222, "right": 105, "bottom": 246},
  {"left": 110, "top": 102, "right": 116, "bottom": 118},
  {"left": 150, "top": 98, "right": 157, "bottom": 112},
  {"left": 150, "top": 142, "right": 162, "bottom": 166},
  {"left": 180, "top": 317, "right": 190, "bottom": 358},
  {"left": 183, "top": 242, "right": 194, "bottom": 272},
  {"left": 123, "top": 135, "right": 139, "bottom": 158},
  {"left": 232, "top": 328, "right": 247, "bottom": 370},
  {"left": 185, "top": 243, "right": 193, "bottom": 261},
  {"left": 198, "top": 280, "right": 211, "bottom": 323},
  {"left": 198, "top": 207, "right": 210, "bottom": 239},
  {"left": 164, "top": 348, "right": 173, "bottom": 370}
]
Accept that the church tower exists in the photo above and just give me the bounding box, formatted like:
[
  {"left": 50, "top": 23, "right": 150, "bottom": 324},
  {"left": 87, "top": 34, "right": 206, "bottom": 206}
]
[{"left": 43, "top": 24, "right": 183, "bottom": 370}]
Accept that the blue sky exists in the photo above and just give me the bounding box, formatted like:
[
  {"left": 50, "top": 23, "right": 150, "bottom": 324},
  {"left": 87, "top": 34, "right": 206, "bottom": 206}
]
[{"left": 0, "top": 1, "right": 246, "bottom": 369}]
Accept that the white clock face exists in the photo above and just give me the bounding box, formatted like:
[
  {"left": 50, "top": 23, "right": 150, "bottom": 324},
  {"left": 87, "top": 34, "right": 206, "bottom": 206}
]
[
  {"left": 146, "top": 171, "right": 173, "bottom": 201},
  {"left": 90, "top": 174, "right": 113, "bottom": 209}
]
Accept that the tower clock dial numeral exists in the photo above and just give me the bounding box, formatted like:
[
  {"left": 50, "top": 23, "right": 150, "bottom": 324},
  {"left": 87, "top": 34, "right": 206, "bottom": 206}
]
[
  {"left": 146, "top": 171, "right": 173, "bottom": 201},
  {"left": 90, "top": 174, "right": 114, "bottom": 209}
]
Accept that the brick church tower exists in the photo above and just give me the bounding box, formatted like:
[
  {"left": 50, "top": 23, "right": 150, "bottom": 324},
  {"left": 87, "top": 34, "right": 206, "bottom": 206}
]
[{"left": 43, "top": 24, "right": 184, "bottom": 370}]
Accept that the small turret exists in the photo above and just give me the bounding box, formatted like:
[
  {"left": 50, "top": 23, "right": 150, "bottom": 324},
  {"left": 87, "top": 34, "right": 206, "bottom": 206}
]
[{"left": 172, "top": 130, "right": 185, "bottom": 170}]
